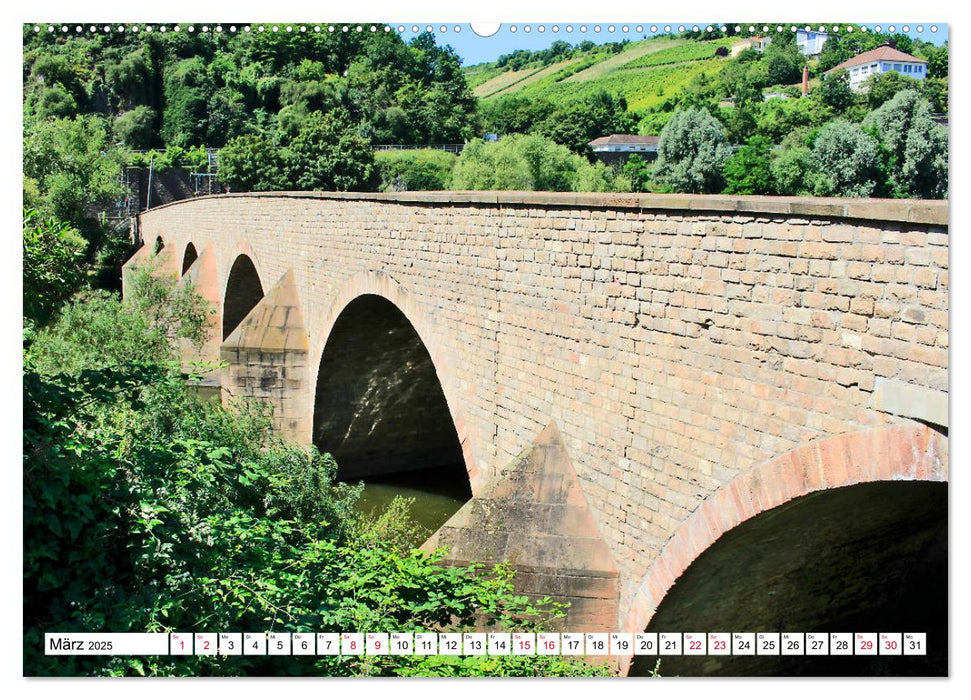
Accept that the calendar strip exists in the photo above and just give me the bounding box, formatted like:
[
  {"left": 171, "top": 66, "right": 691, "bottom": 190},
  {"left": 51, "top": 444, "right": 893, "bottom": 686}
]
[{"left": 44, "top": 632, "right": 927, "bottom": 657}]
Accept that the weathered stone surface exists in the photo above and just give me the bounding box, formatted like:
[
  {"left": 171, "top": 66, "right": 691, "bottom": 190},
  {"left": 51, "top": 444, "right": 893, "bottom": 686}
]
[
  {"left": 424, "top": 422, "right": 620, "bottom": 632},
  {"left": 873, "top": 377, "right": 948, "bottom": 429},
  {"left": 221, "top": 269, "right": 311, "bottom": 439}
]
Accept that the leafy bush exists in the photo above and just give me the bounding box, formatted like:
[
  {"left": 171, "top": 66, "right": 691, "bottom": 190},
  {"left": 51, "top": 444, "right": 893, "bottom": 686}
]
[
  {"left": 452, "top": 134, "right": 623, "bottom": 192},
  {"left": 29, "top": 264, "right": 213, "bottom": 375},
  {"left": 807, "top": 120, "right": 885, "bottom": 198},
  {"left": 374, "top": 150, "right": 456, "bottom": 191},
  {"left": 114, "top": 107, "right": 158, "bottom": 149},
  {"left": 218, "top": 134, "right": 288, "bottom": 192},
  {"left": 652, "top": 107, "right": 732, "bottom": 193},
  {"left": 723, "top": 136, "right": 775, "bottom": 195},
  {"left": 22, "top": 209, "right": 87, "bottom": 326}
]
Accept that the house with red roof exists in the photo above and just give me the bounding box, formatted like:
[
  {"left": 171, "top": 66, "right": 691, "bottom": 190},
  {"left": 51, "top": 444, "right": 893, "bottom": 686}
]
[{"left": 825, "top": 44, "right": 928, "bottom": 91}]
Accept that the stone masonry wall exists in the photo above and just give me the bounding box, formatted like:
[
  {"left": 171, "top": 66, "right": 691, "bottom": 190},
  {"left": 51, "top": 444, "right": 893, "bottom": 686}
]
[{"left": 132, "top": 191, "right": 948, "bottom": 627}]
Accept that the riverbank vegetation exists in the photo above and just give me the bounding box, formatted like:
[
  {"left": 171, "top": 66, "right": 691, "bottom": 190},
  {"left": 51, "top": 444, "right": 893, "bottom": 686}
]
[{"left": 22, "top": 223, "right": 611, "bottom": 678}]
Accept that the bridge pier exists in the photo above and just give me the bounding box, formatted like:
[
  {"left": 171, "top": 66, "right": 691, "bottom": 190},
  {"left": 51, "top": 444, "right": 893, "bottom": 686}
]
[
  {"left": 220, "top": 269, "right": 313, "bottom": 442},
  {"left": 424, "top": 421, "right": 621, "bottom": 634}
]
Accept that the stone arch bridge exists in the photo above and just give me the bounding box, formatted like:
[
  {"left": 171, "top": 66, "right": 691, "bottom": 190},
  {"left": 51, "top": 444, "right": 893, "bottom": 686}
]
[{"left": 126, "top": 191, "right": 948, "bottom": 666}]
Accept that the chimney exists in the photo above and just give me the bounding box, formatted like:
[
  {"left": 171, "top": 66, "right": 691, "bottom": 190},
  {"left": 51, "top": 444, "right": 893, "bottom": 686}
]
[{"left": 802, "top": 65, "right": 809, "bottom": 97}]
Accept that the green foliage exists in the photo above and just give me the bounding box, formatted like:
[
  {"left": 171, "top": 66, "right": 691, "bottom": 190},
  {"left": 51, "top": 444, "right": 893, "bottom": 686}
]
[
  {"left": 24, "top": 29, "right": 480, "bottom": 156},
  {"left": 36, "top": 84, "right": 78, "bottom": 119},
  {"left": 22, "top": 209, "right": 87, "bottom": 326},
  {"left": 920, "top": 42, "right": 948, "bottom": 79},
  {"left": 114, "top": 106, "right": 158, "bottom": 149},
  {"left": 161, "top": 57, "right": 211, "bottom": 147},
  {"left": 374, "top": 149, "right": 456, "bottom": 191},
  {"left": 124, "top": 145, "right": 210, "bottom": 172},
  {"left": 755, "top": 98, "right": 832, "bottom": 143},
  {"left": 452, "top": 134, "right": 623, "bottom": 192},
  {"left": 771, "top": 145, "right": 813, "bottom": 196},
  {"left": 288, "top": 109, "right": 376, "bottom": 191},
  {"left": 818, "top": 70, "right": 855, "bottom": 113},
  {"left": 23, "top": 285, "right": 610, "bottom": 677},
  {"left": 622, "top": 154, "right": 654, "bottom": 193},
  {"left": 807, "top": 119, "right": 885, "bottom": 198},
  {"left": 653, "top": 107, "right": 732, "bottom": 193},
  {"left": 623, "top": 39, "right": 734, "bottom": 69},
  {"left": 218, "top": 134, "right": 288, "bottom": 192},
  {"left": 23, "top": 114, "right": 126, "bottom": 230},
  {"left": 761, "top": 41, "right": 804, "bottom": 87},
  {"left": 862, "top": 90, "right": 948, "bottom": 199},
  {"left": 723, "top": 136, "right": 775, "bottom": 195},
  {"left": 29, "top": 264, "right": 213, "bottom": 375},
  {"left": 860, "top": 71, "right": 921, "bottom": 111},
  {"left": 533, "top": 90, "right": 635, "bottom": 155}
]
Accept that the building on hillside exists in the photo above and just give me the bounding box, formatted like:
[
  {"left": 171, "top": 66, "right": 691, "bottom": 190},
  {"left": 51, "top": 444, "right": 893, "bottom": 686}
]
[
  {"left": 796, "top": 29, "right": 829, "bottom": 56},
  {"left": 589, "top": 134, "right": 660, "bottom": 167},
  {"left": 730, "top": 36, "right": 771, "bottom": 57},
  {"left": 825, "top": 44, "right": 928, "bottom": 91}
]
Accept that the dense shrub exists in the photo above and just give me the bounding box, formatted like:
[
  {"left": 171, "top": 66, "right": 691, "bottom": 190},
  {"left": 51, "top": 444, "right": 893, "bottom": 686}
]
[
  {"left": 808, "top": 120, "right": 885, "bottom": 198},
  {"left": 374, "top": 149, "right": 456, "bottom": 191},
  {"left": 452, "top": 134, "right": 624, "bottom": 192}
]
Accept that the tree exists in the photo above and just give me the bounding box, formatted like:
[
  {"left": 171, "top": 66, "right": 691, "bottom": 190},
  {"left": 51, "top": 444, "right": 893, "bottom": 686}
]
[
  {"left": 652, "top": 107, "right": 732, "bottom": 194},
  {"left": 771, "top": 145, "right": 812, "bottom": 196},
  {"left": 808, "top": 120, "right": 885, "bottom": 197},
  {"left": 623, "top": 154, "right": 654, "bottom": 193},
  {"left": 860, "top": 71, "right": 921, "bottom": 110},
  {"left": 763, "top": 41, "right": 804, "bottom": 86},
  {"left": 113, "top": 106, "right": 158, "bottom": 149},
  {"left": 22, "top": 209, "right": 87, "bottom": 327},
  {"left": 160, "top": 58, "right": 210, "bottom": 147},
  {"left": 818, "top": 69, "right": 855, "bottom": 113},
  {"left": 862, "top": 90, "right": 947, "bottom": 199},
  {"left": 723, "top": 136, "right": 774, "bottom": 195},
  {"left": 22, "top": 115, "right": 126, "bottom": 233},
  {"left": 287, "top": 109, "right": 376, "bottom": 191},
  {"left": 218, "top": 134, "right": 288, "bottom": 192},
  {"left": 535, "top": 91, "right": 635, "bottom": 156}
]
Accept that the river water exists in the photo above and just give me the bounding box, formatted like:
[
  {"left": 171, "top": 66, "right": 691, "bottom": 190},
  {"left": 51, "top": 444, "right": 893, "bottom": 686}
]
[{"left": 346, "top": 464, "right": 472, "bottom": 542}]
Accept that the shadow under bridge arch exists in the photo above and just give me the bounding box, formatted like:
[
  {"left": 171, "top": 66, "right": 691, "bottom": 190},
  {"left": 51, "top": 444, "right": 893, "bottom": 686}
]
[{"left": 312, "top": 293, "right": 470, "bottom": 494}]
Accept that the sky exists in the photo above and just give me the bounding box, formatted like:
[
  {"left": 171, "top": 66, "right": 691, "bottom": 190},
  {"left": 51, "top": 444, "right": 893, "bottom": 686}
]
[{"left": 383, "top": 22, "right": 949, "bottom": 66}]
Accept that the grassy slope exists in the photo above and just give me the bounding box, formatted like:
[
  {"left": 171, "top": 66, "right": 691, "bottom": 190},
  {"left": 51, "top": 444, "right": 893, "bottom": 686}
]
[{"left": 468, "top": 35, "right": 738, "bottom": 114}]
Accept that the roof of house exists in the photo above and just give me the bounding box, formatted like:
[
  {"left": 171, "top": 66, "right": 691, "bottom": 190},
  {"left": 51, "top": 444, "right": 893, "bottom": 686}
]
[
  {"left": 589, "top": 134, "right": 660, "bottom": 147},
  {"left": 827, "top": 45, "right": 927, "bottom": 72}
]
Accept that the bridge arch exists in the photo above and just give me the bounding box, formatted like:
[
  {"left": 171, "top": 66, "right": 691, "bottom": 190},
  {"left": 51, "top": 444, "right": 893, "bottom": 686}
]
[
  {"left": 222, "top": 253, "right": 264, "bottom": 340},
  {"left": 623, "top": 423, "right": 948, "bottom": 645},
  {"left": 181, "top": 243, "right": 198, "bottom": 276},
  {"left": 152, "top": 235, "right": 165, "bottom": 256},
  {"left": 310, "top": 270, "right": 481, "bottom": 490}
]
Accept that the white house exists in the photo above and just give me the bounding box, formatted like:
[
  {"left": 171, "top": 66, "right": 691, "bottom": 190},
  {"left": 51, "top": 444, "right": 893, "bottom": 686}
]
[
  {"left": 796, "top": 29, "right": 829, "bottom": 56},
  {"left": 826, "top": 45, "right": 928, "bottom": 91},
  {"left": 588, "top": 134, "right": 660, "bottom": 166}
]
